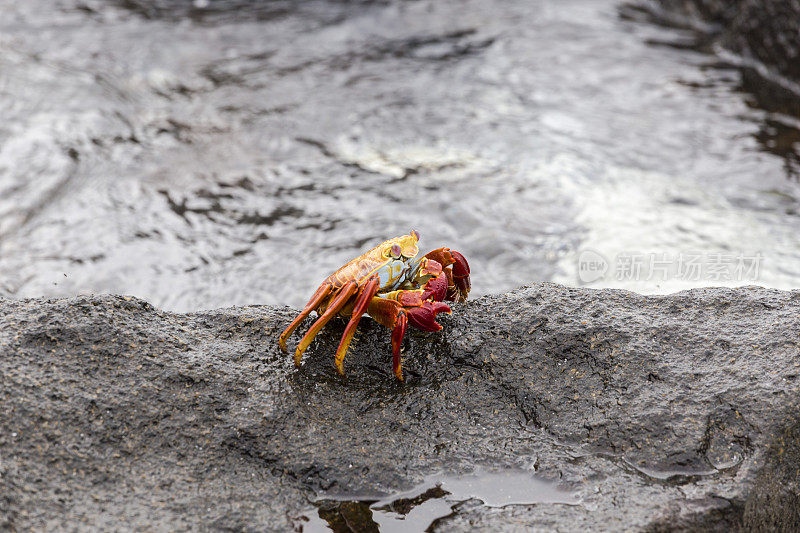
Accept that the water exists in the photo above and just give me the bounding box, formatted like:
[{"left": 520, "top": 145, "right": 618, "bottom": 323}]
[
  {"left": 1, "top": 0, "right": 800, "bottom": 311},
  {"left": 297, "top": 469, "right": 578, "bottom": 532}
]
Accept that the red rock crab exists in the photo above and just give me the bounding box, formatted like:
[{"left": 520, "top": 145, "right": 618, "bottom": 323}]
[{"left": 278, "top": 230, "right": 470, "bottom": 380}]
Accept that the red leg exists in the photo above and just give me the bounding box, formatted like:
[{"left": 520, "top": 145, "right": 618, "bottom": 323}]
[
  {"left": 334, "top": 275, "right": 380, "bottom": 375},
  {"left": 366, "top": 293, "right": 447, "bottom": 381},
  {"left": 391, "top": 311, "right": 408, "bottom": 381},
  {"left": 294, "top": 281, "right": 357, "bottom": 366},
  {"left": 278, "top": 282, "right": 333, "bottom": 352},
  {"left": 367, "top": 296, "right": 406, "bottom": 380}
]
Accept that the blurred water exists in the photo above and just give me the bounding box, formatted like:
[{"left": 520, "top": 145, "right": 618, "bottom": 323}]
[{"left": 1, "top": 0, "right": 799, "bottom": 311}]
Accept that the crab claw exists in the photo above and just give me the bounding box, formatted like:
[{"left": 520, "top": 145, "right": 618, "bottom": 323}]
[
  {"left": 406, "top": 300, "right": 451, "bottom": 332},
  {"left": 424, "top": 247, "right": 471, "bottom": 303},
  {"left": 449, "top": 250, "right": 471, "bottom": 300},
  {"left": 422, "top": 272, "right": 448, "bottom": 302},
  {"left": 419, "top": 258, "right": 442, "bottom": 282}
]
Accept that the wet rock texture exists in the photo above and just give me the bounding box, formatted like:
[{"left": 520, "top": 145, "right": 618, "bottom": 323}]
[
  {"left": 641, "top": 0, "right": 800, "bottom": 85},
  {"left": 2, "top": 284, "right": 800, "bottom": 531}
]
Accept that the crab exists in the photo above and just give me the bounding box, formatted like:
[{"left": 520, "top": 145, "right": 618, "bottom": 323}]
[{"left": 278, "top": 230, "right": 470, "bottom": 380}]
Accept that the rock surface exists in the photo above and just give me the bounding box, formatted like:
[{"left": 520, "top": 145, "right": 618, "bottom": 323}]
[{"left": 2, "top": 284, "right": 800, "bottom": 531}]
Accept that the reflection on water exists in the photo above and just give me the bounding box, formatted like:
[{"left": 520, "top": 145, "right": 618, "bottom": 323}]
[
  {"left": 1, "top": 0, "right": 800, "bottom": 311},
  {"left": 297, "top": 469, "right": 578, "bottom": 532},
  {"left": 740, "top": 70, "right": 800, "bottom": 181}
]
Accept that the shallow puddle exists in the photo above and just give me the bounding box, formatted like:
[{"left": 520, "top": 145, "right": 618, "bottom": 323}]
[{"left": 296, "top": 469, "right": 579, "bottom": 532}]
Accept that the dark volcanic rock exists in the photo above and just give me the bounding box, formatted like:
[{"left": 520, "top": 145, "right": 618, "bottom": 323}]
[{"left": 2, "top": 284, "right": 800, "bottom": 531}]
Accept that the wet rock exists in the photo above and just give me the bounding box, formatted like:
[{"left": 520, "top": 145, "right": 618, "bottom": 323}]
[
  {"left": 2, "top": 284, "right": 800, "bottom": 530},
  {"left": 743, "top": 418, "right": 800, "bottom": 531}
]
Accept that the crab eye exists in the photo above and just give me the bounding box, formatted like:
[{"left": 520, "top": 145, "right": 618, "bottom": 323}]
[
  {"left": 391, "top": 244, "right": 402, "bottom": 258},
  {"left": 411, "top": 229, "right": 420, "bottom": 241}
]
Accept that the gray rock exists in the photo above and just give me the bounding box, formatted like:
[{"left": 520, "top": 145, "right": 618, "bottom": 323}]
[{"left": 2, "top": 284, "right": 800, "bottom": 531}]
